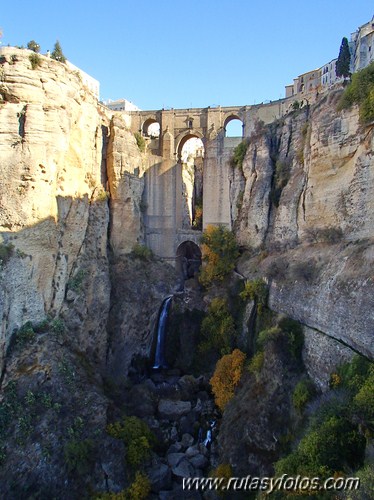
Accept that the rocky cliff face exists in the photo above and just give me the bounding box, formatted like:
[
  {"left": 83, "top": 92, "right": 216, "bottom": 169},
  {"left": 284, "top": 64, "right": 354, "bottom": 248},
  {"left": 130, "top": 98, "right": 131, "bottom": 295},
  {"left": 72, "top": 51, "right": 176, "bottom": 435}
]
[
  {"left": 0, "top": 48, "right": 148, "bottom": 374},
  {"left": 231, "top": 90, "right": 374, "bottom": 368}
]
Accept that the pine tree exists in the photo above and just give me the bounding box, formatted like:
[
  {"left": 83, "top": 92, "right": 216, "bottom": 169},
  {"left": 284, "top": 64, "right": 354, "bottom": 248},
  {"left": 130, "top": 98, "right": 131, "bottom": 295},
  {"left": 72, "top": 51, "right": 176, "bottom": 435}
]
[
  {"left": 51, "top": 40, "right": 66, "bottom": 63},
  {"left": 336, "top": 37, "right": 351, "bottom": 79}
]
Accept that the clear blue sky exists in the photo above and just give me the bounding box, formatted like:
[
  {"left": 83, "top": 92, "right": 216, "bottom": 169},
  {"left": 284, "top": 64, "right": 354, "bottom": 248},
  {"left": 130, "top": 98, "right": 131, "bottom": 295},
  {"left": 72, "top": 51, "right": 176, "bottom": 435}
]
[{"left": 1, "top": 1, "right": 372, "bottom": 110}]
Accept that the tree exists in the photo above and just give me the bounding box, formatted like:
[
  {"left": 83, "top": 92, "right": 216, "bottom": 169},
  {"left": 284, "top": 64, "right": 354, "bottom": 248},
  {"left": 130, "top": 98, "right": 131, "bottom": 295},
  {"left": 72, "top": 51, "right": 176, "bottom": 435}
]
[
  {"left": 27, "top": 40, "right": 40, "bottom": 53},
  {"left": 199, "top": 225, "right": 239, "bottom": 287},
  {"left": 210, "top": 349, "right": 246, "bottom": 411},
  {"left": 51, "top": 40, "right": 66, "bottom": 63},
  {"left": 336, "top": 37, "right": 351, "bottom": 79}
]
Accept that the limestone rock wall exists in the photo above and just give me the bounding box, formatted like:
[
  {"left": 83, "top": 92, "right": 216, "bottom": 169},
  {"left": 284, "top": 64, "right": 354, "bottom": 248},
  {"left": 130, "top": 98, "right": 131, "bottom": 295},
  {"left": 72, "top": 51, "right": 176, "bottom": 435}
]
[
  {"left": 0, "top": 48, "right": 111, "bottom": 371},
  {"left": 234, "top": 90, "right": 374, "bottom": 360},
  {"left": 106, "top": 115, "right": 147, "bottom": 254}
]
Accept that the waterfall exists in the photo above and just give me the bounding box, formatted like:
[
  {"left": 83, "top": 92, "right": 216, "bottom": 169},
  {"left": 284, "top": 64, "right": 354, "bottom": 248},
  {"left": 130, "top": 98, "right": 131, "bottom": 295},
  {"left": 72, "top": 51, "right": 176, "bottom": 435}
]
[{"left": 153, "top": 296, "right": 173, "bottom": 369}]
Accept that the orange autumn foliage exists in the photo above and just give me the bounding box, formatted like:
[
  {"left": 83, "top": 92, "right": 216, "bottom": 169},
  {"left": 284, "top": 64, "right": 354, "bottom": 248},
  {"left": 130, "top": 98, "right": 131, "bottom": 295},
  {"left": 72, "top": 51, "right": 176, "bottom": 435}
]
[{"left": 210, "top": 349, "right": 246, "bottom": 411}]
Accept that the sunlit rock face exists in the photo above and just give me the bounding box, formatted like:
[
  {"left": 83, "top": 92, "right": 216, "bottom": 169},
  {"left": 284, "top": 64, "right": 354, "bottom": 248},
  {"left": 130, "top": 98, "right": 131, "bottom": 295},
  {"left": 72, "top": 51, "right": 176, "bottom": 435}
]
[
  {"left": 0, "top": 48, "right": 111, "bottom": 369},
  {"left": 232, "top": 90, "right": 374, "bottom": 360}
]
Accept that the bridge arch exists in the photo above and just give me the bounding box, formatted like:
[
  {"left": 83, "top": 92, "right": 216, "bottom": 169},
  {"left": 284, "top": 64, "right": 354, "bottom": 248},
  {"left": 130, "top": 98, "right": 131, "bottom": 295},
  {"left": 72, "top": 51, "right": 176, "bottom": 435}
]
[
  {"left": 224, "top": 114, "right": 244, "bottom": 137},
  {"left": 142, "top": 117, "right": 160, "bottom": 137},
  {"left": 176, "top": 130, "right": 204, "bottom": 161},
  {"left": 176, "top": 240, "right": 202, "bottom": 279}
]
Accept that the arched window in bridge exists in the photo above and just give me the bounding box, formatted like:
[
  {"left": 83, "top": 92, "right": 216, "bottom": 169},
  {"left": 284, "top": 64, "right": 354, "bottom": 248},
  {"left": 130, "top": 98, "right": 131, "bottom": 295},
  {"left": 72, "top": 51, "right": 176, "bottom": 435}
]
[
  {"left": 179, "top": 136, "right": 204, "bottom": 231},
  {"left": 142, "top": 118, "right": 160, "bottom": 138},
  {"left": 224, "top": 116, "right": 244, "bottom": 137}
]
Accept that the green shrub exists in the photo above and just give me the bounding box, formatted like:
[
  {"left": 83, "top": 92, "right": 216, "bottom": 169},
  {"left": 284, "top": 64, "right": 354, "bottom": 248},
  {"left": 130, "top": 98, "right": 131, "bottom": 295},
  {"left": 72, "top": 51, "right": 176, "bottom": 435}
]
[
  {"left": 230, "top": 140, "right": 249, "bottom": 170},
  {"left": 336, "top": 354, "right": 372, "bottom": 393},
  {"left": 338, "top": 62, "right": 374, "bottom": 122},
  {"left": 0, "top": 243, "right": 14, "bottom": 266},
  {"left": 292, "top": 379, "right": 316, "bottom": 412},
  {"left": 126, "top": 471, "right": 151, "bottom": 500},
  {"left": 27, "top": 40, "right": 40, "bottom": 53},
  {"left": 275, "top": 416, "right": 365, "bottom": 478},
  {"left": 51, "top": 317, "right": 65, "bottom": 336},
  {"left": 240, "top": 278, "right": 268, "bottom": 313},
  {"left": 270, "top": 160, "right": 292, "bottom": 207},
  {"left": 29, "top": 53, "right": 41, "bottom": 70},
  {"left": 256, "top": 326, "right": 281, "bottom": 348},
  {"left": 134, "top": 132, "right": 146, "bottom": 152},
  {"left": 199, "top": 225, "right": 239, "bottom": 287},
  {"left": 67, "top": 269, "right": 86, "bottom": 292},
  {"left": 248, "top": 351, "right": 264, "bottom": 375},
  {"left": 64, "top": 438, "right": 95, "bottom": 474},
  {"left": 278, "top": 317, "right": 304, "bottom": 361},
  {"left": 198, "top": 298, "right": 236, "bottom": 356},
  {"left": 132, "top": 243, "right": 153, "bottom": 260},
  {"left": 352, "top": 363, "right": 374, "bottom": 422},
  {"left": 16, "top": 321, "right": 36, "bottom": 347},
  {"left": 107, "top": 416, "right": 155, "bottom": 468}
]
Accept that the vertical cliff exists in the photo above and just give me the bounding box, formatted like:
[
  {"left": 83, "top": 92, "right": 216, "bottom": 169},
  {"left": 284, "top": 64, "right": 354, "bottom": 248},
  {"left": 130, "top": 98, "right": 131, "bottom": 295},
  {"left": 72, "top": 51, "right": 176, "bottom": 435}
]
[{"left": 230, "top": 90, "right": 374, "bottom": 372}]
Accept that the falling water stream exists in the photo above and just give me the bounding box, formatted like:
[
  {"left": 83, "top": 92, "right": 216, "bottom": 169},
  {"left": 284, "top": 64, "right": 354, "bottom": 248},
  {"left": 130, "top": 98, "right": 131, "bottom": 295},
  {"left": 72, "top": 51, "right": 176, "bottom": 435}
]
[{"left": 153, "top": 296, "right": 173, "bottom": 369}]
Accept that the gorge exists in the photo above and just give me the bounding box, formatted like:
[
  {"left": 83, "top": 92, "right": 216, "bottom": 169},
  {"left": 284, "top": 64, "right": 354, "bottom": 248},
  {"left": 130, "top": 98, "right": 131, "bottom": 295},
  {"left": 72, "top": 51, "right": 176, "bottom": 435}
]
[{"left": 0, "top": 46, "right": 373, "bottom": 499}]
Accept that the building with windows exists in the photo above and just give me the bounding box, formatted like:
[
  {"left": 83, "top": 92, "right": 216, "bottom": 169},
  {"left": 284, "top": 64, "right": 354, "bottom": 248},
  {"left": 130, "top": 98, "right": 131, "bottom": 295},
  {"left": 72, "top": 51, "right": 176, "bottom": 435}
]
[
  {"left": 103, "top": 98, "right": 140, "bottom": 112},
  {"left": 285, "top": 16, "right": 374, "bottom": 99},
  {"left": 350, "top": 16, "right": 374, "bottom": 72}
]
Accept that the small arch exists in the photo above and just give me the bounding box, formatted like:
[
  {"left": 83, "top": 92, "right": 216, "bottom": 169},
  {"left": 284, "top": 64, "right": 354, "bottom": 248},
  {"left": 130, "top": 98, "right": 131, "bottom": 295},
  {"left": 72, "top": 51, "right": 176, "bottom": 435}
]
[
  {"left": 224, "top": 115, "right": 244, "bottom": 137},
  {"left": 176, "top": 241, "right": 202, "bottom": 279},
  {"left": 142, "top": 118, "right": 160, "bottom": 138}
]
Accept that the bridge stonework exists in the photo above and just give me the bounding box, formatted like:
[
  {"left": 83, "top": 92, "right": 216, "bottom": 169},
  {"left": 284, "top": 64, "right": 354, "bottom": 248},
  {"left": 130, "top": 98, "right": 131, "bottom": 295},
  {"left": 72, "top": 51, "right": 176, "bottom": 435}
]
[{"left": 128, "top": 99, "right": 292, "bottom": 261}]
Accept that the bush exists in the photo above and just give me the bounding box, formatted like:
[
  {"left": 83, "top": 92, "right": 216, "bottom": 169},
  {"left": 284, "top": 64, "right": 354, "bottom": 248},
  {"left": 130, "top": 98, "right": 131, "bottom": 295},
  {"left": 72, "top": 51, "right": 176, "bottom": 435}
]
[
  {"left": 27, "top": 40, "right": 40, "bottom": 53},
  {"left": 199, "top": 225, "right": 239, "bottom": 287},
  {"left": 198, "top": 298, "right": 236, "bottom": 356},
  {"left": 353, "top": 365, "right": 374, "bottom": 422},
  {"left": 0, "top": 243, "right": 14, "bottom": 266},
  {"left": 134, "top": 132, "right": 146, "bottom": 152},
  {"left": 256, "top": 326, "right": 281, "bottom": 349},
  {"left": 16, "top": 321, "right": 36, "bottom": 347},
  {"left": 131, "top": 243, "right": 153, "bottom": 260},
  {"left": 210, "top": 464, "right": 233, "bottom": 494},
  {"left": 64, "top": 438, "right": 95, "bottom": 475},
  {"left": 278, "top": 317, "right": 304, "bottom": 361},
  {"left": 338, "top": 62, "right": 374, "bottom": 123},
  {"left": 230, "top": 140, "right": 249, "bottom": 170},
  {"left": 210, "top": 349, "right": 246, "bottom": 411},
  {"left": 29, "top": 53, "right": 41, "bottom": 70},
  {"left": 51, "top": 317, "right": 65, "bottom": 336},
  {"left": 270, "top": 160, "right": 291, "bottom": 207},
  {"left": 292, "top": 379, "right": 316, "bottom": 412},
  {"left": 247, "top": 351, "right": 264, "bottom": 375},
  {"left": 67, "top": 269, "right": 86, "bottom": 292},
  {"left": 240, "top": 278, "right": 268, "bottom": 313},
  {"left": 275, "top": 416, "right": 365, "bottom": 478},
  {"left": 127, "top": 472, "right": 151, "bottom": 500},
  {"left": 107, "top": 416, "right": 155, "bottom": 468}
]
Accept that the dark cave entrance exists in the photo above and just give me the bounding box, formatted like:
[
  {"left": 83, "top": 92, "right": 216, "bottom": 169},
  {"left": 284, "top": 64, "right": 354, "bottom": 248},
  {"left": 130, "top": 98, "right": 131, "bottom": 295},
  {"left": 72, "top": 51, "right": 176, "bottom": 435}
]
[{"left": 176, "top": 241, "right": 202, "bottom": 280}]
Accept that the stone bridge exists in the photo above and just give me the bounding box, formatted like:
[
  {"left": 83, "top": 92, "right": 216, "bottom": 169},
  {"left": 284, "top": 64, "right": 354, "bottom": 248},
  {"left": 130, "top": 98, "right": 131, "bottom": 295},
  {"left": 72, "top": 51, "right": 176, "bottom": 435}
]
[{"left": 127, "top": 100, "right": 292, "bottom": 262}]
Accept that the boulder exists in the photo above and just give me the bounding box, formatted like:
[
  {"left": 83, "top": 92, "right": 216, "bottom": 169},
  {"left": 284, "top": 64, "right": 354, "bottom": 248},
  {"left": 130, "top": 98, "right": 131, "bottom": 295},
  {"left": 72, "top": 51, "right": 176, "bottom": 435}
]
[
  {"left": 148, "top": 463, "right": 172, "bottom": 492},
  {"left": 181, "top": 433, "right": 194, "bottom": 449},
  {"left": 158, "top": 399, "right": 192, "bottom": 420},
  {"left": 189, "top": 454, "right": 208, "bottom": 469}
]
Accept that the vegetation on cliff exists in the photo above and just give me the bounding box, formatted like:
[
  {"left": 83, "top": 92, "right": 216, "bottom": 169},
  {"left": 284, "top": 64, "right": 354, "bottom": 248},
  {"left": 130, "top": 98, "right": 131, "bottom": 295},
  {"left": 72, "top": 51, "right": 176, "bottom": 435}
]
[
  {"left": 339, "top": 62, "right": 374, "bottom": 122},
  {"left": 199, "top": 225, "right": 239, "bottom": 287}
]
